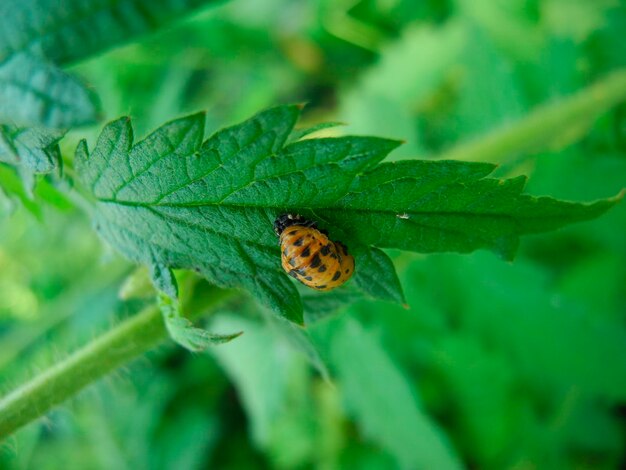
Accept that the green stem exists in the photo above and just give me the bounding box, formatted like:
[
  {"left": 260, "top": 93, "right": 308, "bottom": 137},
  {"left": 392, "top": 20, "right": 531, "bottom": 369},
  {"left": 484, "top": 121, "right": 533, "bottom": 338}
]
[
  {"left": 436, "top": 69, "right": 626, "bottom": 163},
  {"left": 0, "top": 288, "right": 234, "bottom": 440}
]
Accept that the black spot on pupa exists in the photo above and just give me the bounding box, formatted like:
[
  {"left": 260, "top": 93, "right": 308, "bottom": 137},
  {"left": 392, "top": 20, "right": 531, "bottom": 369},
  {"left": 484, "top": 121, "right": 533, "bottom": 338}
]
[
  {"left": 332, "top": 271, "right": 341, "bottom": 281},
  {"left": 320, "top": 245, "right": 331, "bottom": 256},
  {"left": 301, "top": 246, "right": 311, "bottom": 257},
  {"left": 288, "top": 230, "right": 298, "bottom": 235},
  {"left": 288, "top": 270, "right": 299, "bottom": 278},
  {"left": 296, "top": 268, "right": 307, "bottom": 276},
  {"left": 288, "top": 258, "right": 297, "bottom": 267},
  {"left": 330, "top": 253, "right": 337, "bottom": 259},
  {"left": 310, "top": 254, "right": 322, "bottom": 268},
  {"left": 304, "top": 276, "right": 313, "bottom": 281},
  {"left": 293, "top": 237, "right": 304, "bottom": 247},
  {"left": 317, "top": 285, "right": 327, "bottom": 289},
  {"left": 345, "top": 269, "right": 349, "bottom": 273},
  {"left": 282, "top": 248, "right": 289, "bottom": 256},
  {"left": 318, "top": 265, "right": 327, "bottom": 272}
]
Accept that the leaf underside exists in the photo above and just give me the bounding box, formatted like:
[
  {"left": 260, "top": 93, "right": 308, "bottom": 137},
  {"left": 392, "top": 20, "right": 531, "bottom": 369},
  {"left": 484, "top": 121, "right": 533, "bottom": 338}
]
[
  {"left": 0, "top": 0, "right": 223, "bottom": 67},
  {"left": 158, "top": 292, "right": 241, "bottom": 352},
  {"left": 0, "top": 123, "right": 65, "bottom": 192},
  {"left": 75, "top": 105, "right": 620, "bottom": 324},
  {"left": 0, "top": 52, "right": 99, "bottom": 129}
]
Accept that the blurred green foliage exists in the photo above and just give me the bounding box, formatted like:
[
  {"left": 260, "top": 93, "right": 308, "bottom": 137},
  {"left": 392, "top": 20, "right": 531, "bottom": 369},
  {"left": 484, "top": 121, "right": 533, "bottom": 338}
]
[{"left": 1, "top": 0, "right": 625, "bottom": 469}]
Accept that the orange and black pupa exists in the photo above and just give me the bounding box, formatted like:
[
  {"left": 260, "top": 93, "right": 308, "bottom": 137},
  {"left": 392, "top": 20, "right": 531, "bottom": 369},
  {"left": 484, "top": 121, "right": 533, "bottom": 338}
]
[{"left": 274, "top": 214, "right": 355, "bottom": 291}]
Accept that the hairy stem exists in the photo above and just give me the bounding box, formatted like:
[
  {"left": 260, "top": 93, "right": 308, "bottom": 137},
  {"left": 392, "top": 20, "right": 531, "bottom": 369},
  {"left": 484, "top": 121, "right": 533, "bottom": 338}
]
[
  {"left": 437, "top": 68, "right": 626, "bottom": 163},
  {"left": 0, "top": 288, "right": 234, "bottom": 440}
]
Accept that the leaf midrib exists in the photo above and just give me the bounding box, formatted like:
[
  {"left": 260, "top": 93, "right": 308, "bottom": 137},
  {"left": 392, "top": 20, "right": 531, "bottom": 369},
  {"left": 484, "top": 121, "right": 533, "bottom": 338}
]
[
  {"left": 145, "top": 205, "right": 278, "bottom": 251},
  {"left": 96, "top": 197, "right": 593, "bottom": 223}
]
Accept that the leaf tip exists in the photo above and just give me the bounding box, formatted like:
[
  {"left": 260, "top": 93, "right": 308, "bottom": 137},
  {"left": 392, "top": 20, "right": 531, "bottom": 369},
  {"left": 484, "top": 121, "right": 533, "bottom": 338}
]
[
  {"left": 578, "top": 189, "right": 624, "bottom": 217},
  {"left": 187, "top": 110, "right": 207, "bottom": 122},
  {"left": 224, "top": 331, "right": 244, "bottom": 342},
  {"left": 75, "top": 138, "right": 89, "bottom": 157},
  {"left": 106, "top": 115, "right": 134, "bottom": 134},
  {"left": 382, "top": 138, "right": 406, "bottom": 156}
]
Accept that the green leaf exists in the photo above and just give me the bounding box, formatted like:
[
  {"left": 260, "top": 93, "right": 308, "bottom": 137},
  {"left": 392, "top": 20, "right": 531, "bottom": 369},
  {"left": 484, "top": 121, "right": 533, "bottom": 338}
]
[
  {"left": 352, "top": 247, "right": 405, "bottom": 304},
  {"left": 149, "top": 263, "right": 178, "bottom": 299},
  {"left": 158, "top": 292, "right": 241, "bottom": 352},
  {"left": 312, "top": 315, "right": 462, "bottom": 470},
  {"left": 0, "top": 53, "right": 99, "bottom": 128},
  {"left": 0, "top": 124, "right": 65, "bottom": 195},
  {"left": 262, "top": 311, "right": 330, "bottom": 381},
  {"left": 322, "top": 159, "right": 621, "bottom": 260},
  {"left": 75, "top": 105, "right": 399, "bottom": 323},
  {"left": 302, "top": 288, "right": 364, "bottom": 324},
  {"left": 340, "top": 21, "right": 466, "bottom": 158},
  {"left": 208, "top": 314, "right": 302, "bottom": 447},
  {"left": 431, "top": 334, "right": 519, "bottom": 465},
  {"left": 0, "top": 125, "right": 63, "bottom": 173},
  {"left": 446, "top": 24, "right": 526, "bottom": 141},
  {"left": 0, "top": 0, "right": 225, "bottom": 66},
  {"left": 444, "top": 252, "right": 626, "bottom": 401},
  {"left": 75, "top": 105, "right": 621, "bottom": 323}
]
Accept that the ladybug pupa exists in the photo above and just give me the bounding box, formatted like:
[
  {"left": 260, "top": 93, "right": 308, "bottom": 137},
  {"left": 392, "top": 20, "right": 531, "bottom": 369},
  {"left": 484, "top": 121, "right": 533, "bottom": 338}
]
[{"left": 274, "top": 214, "right": 355, "bottom": 291}]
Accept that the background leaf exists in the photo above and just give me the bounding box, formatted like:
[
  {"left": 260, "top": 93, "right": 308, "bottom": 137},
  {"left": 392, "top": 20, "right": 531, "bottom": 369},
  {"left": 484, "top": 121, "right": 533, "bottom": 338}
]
[
  {"left": 0, "top": 124, "right": 65, "bottom": 195},
  {"left": 311, "top": 315, "right": 463, "bottom": 470},
  {"left": 208, "top": 314, "right": 308, "bottom": 448},
  {"left": 0, "top": 0, "right": 224, "bottom": 179},
  {"left": 340, "top": 20, "right": 466, "bottom": 158},
  {"left": 0, "top": 0, "right": 224, "bottom": 66},
  {"left": 0, "top": 53, "right": 99, "bottom": 129}
]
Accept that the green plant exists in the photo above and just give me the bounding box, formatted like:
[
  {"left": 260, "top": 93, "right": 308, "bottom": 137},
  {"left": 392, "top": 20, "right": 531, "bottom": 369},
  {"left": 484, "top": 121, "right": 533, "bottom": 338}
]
[{"left": 1, "top": 1, "right": 625, "bottom": 468}]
